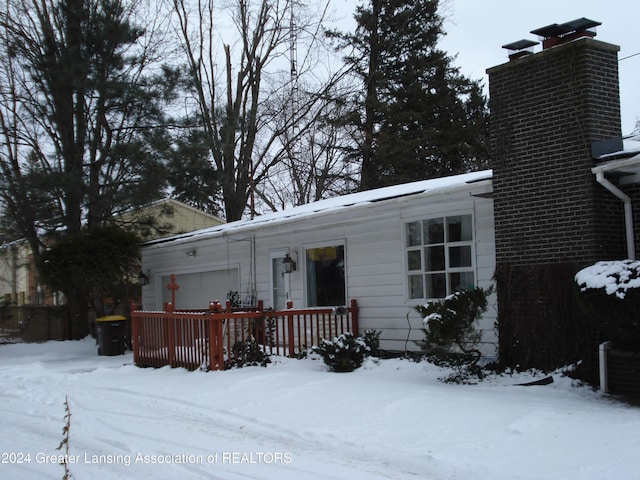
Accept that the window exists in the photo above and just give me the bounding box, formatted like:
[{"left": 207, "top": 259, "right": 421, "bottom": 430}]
[
  {"left": 406, "top": 214, "right": 474, "bottom": 299},
  {"left": 305, "top": 243, "right": 346, "bottom": 307}
]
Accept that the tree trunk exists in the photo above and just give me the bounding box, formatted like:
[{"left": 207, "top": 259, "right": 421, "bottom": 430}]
[
  {"left": 359, "top": 0, "right": 381, "bottom": 191},
  {"left": 67, "top": 287, "right": 89, "bottom": 340}
]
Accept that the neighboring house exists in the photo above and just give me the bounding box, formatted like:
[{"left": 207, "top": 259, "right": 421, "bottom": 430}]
[
  {"left": 0, "top": 238, "right": 63, "bottom": 306},
  {"left": 139, "top": 19, "right": 640, "bottom": 365},
  {"left": 0, "top": 199, "right": 223, "bottom": 307},
  {"left": 0, "top": 240, "right": 27, "bottom": 305},
  {"left": 117, "top": 198, "right": 225, "bottom": 241},
  {"left": 0, "top": 240, "right": 33, "bottom": 306}
]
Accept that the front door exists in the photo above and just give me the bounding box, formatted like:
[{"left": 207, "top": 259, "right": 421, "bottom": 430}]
[{"left": 271, "top": 251, "right": 291, "bottom": 310}]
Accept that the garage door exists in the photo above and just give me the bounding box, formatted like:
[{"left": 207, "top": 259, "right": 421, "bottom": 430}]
[{"left": 161, "top": 268, "right": 239, "bottom": 309}]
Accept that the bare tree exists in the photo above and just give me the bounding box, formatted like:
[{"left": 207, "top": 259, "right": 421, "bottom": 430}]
[
  {"left": 169, "top": 0, "right": 352, "bottom": 220},
  {"left": 255, "top": 86, "right": 360, "bottom": 210}
]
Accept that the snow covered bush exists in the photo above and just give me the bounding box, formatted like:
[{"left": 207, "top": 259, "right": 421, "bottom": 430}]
[
  {"left": 361, "top": 329, "right": 381, "bottom": 357},
  {"left": 575, "top": 260, "right": 640, "bottom": 351},
  {"left": 415, "top": 287, "right": 491, "bottom": 381},
  {"left": 575, "top": 260, "right": 640, "bottom": 299},
  {"left": 314, "top": 330, "right": 380, "bottom": 372}
]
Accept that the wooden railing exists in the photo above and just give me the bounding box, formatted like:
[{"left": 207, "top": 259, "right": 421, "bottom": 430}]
[{"left": 131, "top": 299, "right": 359, "bottom": 371}]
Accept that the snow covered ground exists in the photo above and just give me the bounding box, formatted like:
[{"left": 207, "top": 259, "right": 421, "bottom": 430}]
[{"left": 1, "top": 339, "right": 639, "bottom": 480}]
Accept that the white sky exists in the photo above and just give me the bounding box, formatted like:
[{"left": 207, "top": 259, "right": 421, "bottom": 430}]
[{"left": 329, "top": 0, "right": 640, "bottom": 135}]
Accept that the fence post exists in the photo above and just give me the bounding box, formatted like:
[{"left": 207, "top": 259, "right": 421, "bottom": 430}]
[
  {"left": 167, "top": 273, "right": 179, "bottom": 309},
  {"left": 209, "top": 316, "right": 224, "bottom": 371},
  {"left": 350, "top": 299, "right": 359, "bottom": 336},
  {"left": 287, "top": 310, "right": 295, "bottom": 358},
  {"left": 131, "top": 304, "right": 139, "bottom": 366},
  {"left": 166, "top": 316, "right": 176, "bottom": 367}
]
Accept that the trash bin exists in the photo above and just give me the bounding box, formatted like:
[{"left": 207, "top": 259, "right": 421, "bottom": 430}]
[{"left": 96, "top": 316, "right": 127, "bottom": 356}]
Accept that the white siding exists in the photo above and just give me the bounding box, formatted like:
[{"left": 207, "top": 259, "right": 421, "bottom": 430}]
[{"left": 141, "top": 180, "right": 497, "bottom": 356}]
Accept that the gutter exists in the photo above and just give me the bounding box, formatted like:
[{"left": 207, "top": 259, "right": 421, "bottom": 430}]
[{"left": 592, "top": 157, "right": 640, "bottom": 260}]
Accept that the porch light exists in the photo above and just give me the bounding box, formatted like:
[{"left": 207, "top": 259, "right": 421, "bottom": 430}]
[
  {"left": 138, "top": 270, "right": 150, "bottom": 286},
  {"left": 282, "top": 253, "right": 297, "bottom": 274}
]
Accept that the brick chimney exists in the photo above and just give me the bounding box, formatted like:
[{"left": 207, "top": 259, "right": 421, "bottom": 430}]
[{"left": 487, "top": 21, "right": 625, "bottom": 372}]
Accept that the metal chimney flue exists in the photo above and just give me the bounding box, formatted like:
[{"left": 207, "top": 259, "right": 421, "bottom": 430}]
[
  {"left": 502, "top": 39, "right": 539, "bottom": 61},
  {"left": 530, "top": 18, "right": 601, "bottom": 50}
]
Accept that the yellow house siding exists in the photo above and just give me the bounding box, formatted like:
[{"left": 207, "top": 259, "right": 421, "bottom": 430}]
[{"left": 119, "top": 199, "right": 224, "bottom": 240}]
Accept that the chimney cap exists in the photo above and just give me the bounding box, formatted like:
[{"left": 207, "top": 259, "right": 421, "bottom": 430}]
[
  {"left": 502, "top": 39, "right": 539, "bottom": 51},
  {"left": 531, "top": 18, "right": 601, "bottom": 39}
]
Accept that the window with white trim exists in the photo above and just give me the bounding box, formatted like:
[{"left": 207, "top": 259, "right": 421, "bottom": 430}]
[
  {"left": 406, "top": 214, "right": 475, "bottom": 299},
  {"left": 305, "top": 243, "right": 346, "bottom": 307}
]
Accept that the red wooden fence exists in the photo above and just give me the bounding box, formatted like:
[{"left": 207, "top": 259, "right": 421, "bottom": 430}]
[{"left": 131, "top": 299, "right": 359, "bottom": 371}]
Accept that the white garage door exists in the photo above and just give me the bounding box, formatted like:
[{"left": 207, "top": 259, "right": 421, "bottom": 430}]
[{"left": 161, "top": 269, "right": 239, "bottom": 309}]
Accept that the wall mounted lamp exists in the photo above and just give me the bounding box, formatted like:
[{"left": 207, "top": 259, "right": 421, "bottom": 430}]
[
  {"left": 282, "top": 252, "right": 297, "bottom": 274},
  {"left": 138, "top": 269, "right": 150, "bottom": 286}
]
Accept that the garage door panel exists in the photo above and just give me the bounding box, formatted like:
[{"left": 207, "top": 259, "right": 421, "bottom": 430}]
[{"left": 162, "top": 269, "right": 239, "bottom": 309}]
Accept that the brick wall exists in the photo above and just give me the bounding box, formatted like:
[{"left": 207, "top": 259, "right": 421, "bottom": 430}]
[
  {"left": 488, "top": 38, "right": 625, "bottom": 371},
  {"left": 629, "top": 183, "right": 640, "bottom": 258},
  {"left": 607, "top": 349, "right": 640, "bottom": 403},
  {"left": 489, "top": 38, "right": 623, "bottom": 266}
]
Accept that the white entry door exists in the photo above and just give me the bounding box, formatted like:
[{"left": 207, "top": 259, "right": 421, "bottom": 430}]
[{"left": 271, "top": 251, "right": 291, "bottom": 310}]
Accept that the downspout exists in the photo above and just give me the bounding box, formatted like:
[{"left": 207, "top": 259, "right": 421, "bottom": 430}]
[
  {"left": 594, "top": 171, "right": 636, "bottom": 260},
  {"left": 599, "top": 341, "right": 613, "bottom": 394},
  {"left": 251, "top": 234, "right": 257, "bottom": 304}
]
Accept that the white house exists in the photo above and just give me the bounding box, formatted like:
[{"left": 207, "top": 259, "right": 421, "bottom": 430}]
[
  {"left": 140, "top": 21, "right": 640, "bottom": 365},
  {"left": 140, "top": 170, "right": 497, "bottom": 354}
]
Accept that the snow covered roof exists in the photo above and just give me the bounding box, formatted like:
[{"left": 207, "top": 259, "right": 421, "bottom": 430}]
[
  {"left": 623, "top": 131, "right": 640, "bottom": 155},
  {"left": 594, "top": 129, "right": 640, "bottom": 161},
  {"left": 144, "top": 170, "right": 493, "bottom": 248},
  {"left": 591, "top": 129, "right": 640, "bottom": 181}
]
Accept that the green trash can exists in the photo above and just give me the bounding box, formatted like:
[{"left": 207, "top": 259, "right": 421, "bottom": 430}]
[{"left": 96, "top": 316, "right": 127, "bottom": 356}]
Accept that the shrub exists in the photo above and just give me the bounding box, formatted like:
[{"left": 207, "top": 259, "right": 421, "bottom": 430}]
[
  {"left": 226, "top": 339, "right": 271, "bottom": 369},
  {"left": 576, "top": 260, "right": 640, "bottom": 351},
  {"left": 415, "top": 287, "right": 491, "bottom": 382},
  {"left": 226, "top": 291, "right": 241, "bottom": 308},
  {"left": 225, "top": 316, "right": 276, "bottom": 369},
  {"left": 361, "top": 329, "right": 381, "bottom": 357},
  {"left": 314, "top": 330, "right": 380, "bottom": 372}
]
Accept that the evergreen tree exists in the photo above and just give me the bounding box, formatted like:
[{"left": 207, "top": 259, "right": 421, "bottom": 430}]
[
  {"left": 330, "top": 0, "right": 490, "bottom": 190},
  {"left": 39, "top": 226, "right": 141, "bottom": 317},
  {"left": 0, "top": 0, "right": 178, "bottom": 337},
  {"left": 165, "top": 128, "right": 222, "bottom": 217}
]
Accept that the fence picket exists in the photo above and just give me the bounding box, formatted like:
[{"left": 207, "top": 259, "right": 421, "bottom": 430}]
[{"left": 131, "top": 301, "right": 358, "bottom": 371}]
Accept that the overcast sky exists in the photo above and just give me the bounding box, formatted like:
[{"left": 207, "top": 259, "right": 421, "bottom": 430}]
[{"left": 330, "top": 0, "right": 640, "bottom": 135}]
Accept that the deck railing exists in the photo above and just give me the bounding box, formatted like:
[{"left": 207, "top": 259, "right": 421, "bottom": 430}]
[{"left": 131, "top": 299, "right": 359, "bottom": 371}]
